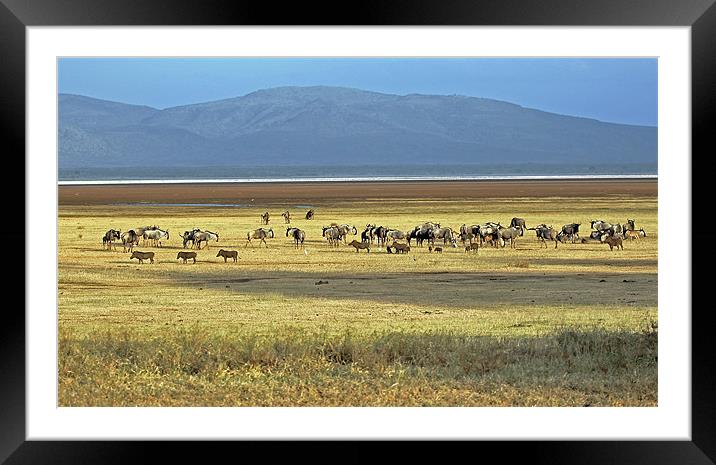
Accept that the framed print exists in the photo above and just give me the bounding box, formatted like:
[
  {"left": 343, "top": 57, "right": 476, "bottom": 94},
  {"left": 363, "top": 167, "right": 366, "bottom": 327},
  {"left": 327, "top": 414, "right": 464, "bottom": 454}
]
[{"left": 7, "top": 0, "right": 715, "bottom": 463}]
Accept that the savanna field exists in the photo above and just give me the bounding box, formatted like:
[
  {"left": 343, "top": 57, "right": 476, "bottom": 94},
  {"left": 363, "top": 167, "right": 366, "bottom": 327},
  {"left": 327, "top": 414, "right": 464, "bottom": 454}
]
[{"left": 58, "top": 191, "right": 658, "bottom": 406}]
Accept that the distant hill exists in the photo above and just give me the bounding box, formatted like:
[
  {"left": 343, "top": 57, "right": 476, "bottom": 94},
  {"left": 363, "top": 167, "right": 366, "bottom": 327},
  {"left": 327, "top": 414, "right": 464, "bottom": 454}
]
[{"left": 59, "top": 86, "right": 657, "bottom": 169}]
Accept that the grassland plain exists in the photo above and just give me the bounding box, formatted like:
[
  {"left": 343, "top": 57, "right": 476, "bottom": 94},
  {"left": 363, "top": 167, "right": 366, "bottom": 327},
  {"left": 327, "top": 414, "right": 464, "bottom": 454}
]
[{"left": 58, "top": 194, "right": 657, "bottom": 406}]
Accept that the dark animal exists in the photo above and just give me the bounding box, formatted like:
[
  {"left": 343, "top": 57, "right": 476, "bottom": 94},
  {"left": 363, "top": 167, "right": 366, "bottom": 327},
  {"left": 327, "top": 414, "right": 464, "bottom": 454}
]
[
  {"left": 286, "top": 227, "right": 305, "bottom": 249},
  {"left": 176, "top": 251, "right": 197, "bottom": 263},
  {"left": 428, "top": 245, "right": 442, "bottom": 253},
  {"left": 510, "top": 218, "right": 527, "bottom": 236},
  {"left": 282, "top": 211, "right": 291, "bottom": 224},
  {"left": 348, "top": 240, "right": 370, "bottom": 253},
  {"left": 130, "top": 251, "right": 154, "bottom": 264},
  {"left": 102, "top": 229, "right": 121, "bottom": 250},
  {"left": 182, "top": 229, "right": 201, "bottom": 248},
  {"left": 533, "top": 225, "right": 559, "bottom": 249},
  {"left": 305, "top": 209, "right": 315, "bottom": 220},
  {"left": 260, "top": 212, "right": 270, "bottom": 225},
  {"left": 216, "top": 249, "right": 239, "bottom": 262},
  {"left": 121, "top": 230, "right": 140, "bottom": 252},
  {"left": 560, "top": 223, "right": 581, "bottom": 243},
  {"left": 194, "top": 230, "right": 219, "bottom": 249}
]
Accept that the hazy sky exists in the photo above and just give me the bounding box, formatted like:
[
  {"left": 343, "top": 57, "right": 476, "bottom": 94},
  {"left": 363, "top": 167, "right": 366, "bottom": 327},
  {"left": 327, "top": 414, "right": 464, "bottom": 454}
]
[{"left": 58, "top": 58, "right": 657, "bottom": 126}]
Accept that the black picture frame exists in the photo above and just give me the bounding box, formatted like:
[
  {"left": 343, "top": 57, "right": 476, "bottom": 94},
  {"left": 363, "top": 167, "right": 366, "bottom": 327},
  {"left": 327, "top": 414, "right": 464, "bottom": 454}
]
[{"left": 7, "top": 0, "right": 714, "bottom": 463}]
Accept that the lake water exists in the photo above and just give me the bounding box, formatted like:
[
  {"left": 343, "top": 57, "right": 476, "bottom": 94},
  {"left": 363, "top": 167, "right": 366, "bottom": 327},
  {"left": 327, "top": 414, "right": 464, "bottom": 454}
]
[{"left": 59, "top": 163, "right": 657, "bottom": 184}]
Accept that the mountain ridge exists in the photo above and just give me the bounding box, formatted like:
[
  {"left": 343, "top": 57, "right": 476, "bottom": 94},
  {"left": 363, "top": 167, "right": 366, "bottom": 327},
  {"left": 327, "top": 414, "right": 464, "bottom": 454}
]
[{"left": 59, "top": 86, "right": 657, "bottom": 169}]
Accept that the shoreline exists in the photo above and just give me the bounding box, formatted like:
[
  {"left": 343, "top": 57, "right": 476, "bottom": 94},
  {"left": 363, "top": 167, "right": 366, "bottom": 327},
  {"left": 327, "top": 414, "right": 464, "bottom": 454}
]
[{"left": 59, "top": 178, "right": 658, "bottom": 205}]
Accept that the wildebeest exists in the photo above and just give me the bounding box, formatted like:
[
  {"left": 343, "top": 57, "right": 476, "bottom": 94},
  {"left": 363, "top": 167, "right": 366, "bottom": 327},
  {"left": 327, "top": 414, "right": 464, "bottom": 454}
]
[
  {"left": 602, "top": 235, "right": 624, "bottom": 251},
  {"left": 386, "top": 229, "right": 407, "bottom": 242},
  {"left": 590, "top": 220, "right": 612, "bottom": 232},
  {"left": 135, "top": 225, "right": 159, "bottom": 245},
  {"left": 386, "top": 241, "right": 410, "bottom": 254},
  {"left": 305, "top": 209, "right": 315, "bottom": 220},
  {"left": 434, "top": 227, "right": 458, "bottom": 247},
  {"left": 143, "top": 228, "right": 169, "bottom": 247},
  {"left": 121, "top": 230, "right": 140, "bottom": 252},
  {"left": 322, "top": 226, "right": 342, "bottom": 247},
  {"left": 532, "top": 225, "right": 559, "bottom": 249},
  {"left": 246, "top": 228, "right": 274, "bottom": 247},
  {"left": 336, "top": 224, "right": 358, "bottom": 243},
  {"left": 497, "top": 226, "right": 521, "bottom": 249},
  {"left": 194, "top": 230, "right": 219, "bottom": 249},
  {"left": 286, "top": 227, "right": 305, "bottom": 249},
  {"left": 260, "top": 212, "right": 270, "bottom": 225},
  {"left": 510, "top": 217, "right": 527, "bottom": 236},
  {"left": 348, "top": 240, "right": 370, "bottom": 253},
  {"left": 130, "top": 251, "right": 154, "bottom": 264},
  {"left": 182, "top": 229, "right": 201, "bottom": 248},
  {"left": 102, "top": 229, "right": 121, "bottom": 250},
  {"left": 477, "top": 223, "right": 500, "bottom": 246},
  {"left": 176, "top": 251, "right": 197, "bottom": 263},
  {"left": 361, "top": 225, "right": 374, "bottom": 243},
  {"left": 560, "top": 223, "right": 581, "bottom": 243},
  {"left": 282, "top": 211, "right": 291, "bottom": 224},
  {"left": 216, "top": 249, "right": 239, "bottom": 262},
  {"left": 371, "top": 226, "right": 389, "bottom": 246},
  {"left": 459, "top": 224, "right": 479, "bottom": 245}
]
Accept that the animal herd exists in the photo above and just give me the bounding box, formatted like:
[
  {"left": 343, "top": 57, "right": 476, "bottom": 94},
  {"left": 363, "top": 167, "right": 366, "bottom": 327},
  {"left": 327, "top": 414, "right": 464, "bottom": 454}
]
[{"left": 99, "top": 214, "right": 648, "bottom": 265}]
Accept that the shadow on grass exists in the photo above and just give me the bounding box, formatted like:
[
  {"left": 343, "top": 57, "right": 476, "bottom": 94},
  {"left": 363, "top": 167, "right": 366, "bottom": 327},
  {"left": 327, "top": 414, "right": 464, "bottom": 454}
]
[{"left": 159, "top": 268, "right": 657, "bottom": 309}]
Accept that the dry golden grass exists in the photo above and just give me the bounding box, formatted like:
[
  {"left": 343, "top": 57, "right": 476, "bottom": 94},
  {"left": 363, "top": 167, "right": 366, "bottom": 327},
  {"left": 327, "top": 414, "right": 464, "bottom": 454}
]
[{"left": 58, "top": 196, "right": 657, "bottom": 406}]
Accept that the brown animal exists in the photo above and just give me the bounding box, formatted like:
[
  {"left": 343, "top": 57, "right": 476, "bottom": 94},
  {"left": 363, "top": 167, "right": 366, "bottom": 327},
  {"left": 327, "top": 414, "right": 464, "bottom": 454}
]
[
  {"left": 388, "top": 241, "right": 410, "bottom": 254},
  {"left": 428, "top": 245, "right": 442, "bottom": 253},
  {"left": 260, "top": 212, "right": 270, "bottom": 225},
  {"left": 130, "top": 251, "right": 155, "bottom": 264},
  {"left": 624, "top": 230, "right": 642, "bottom": 240},
  {"left": 602, "top": 235, "right": 624, "bottom": 251},
  {"left": 176, "top": 251, "right": 197, "bottom": 263},
  {"left": 348, "top": 240, "right": 370, "bottom": 253},
  {"left": 216, "top": 249, "right": 239, "bottom": 262},
  {"left": 465, "top": 243, "right": 480, "bottom": 253}
]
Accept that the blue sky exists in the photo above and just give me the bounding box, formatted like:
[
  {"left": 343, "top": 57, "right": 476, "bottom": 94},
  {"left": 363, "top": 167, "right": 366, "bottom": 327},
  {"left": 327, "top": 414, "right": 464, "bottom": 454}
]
[{"left": 58, "top": 58, "right": 657, "bottom": 126}]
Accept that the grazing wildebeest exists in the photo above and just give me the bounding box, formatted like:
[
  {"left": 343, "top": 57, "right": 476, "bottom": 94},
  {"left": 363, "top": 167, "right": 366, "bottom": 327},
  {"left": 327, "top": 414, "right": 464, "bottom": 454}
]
[
  {"left": 387, "top": 241, "right": 410, "bottom": 254},
  {"left": 182, "top": 229, "right": 201, "bottom": 248},
  {"left": 477, "top": 223, "right": 500, "bottom": 246},
  {"left": 434, "top": 227, "right": 458, "bottom": 247},
  {"left": 194, "top": 230, "right": 219, "bottom": 249},
  {"left": 143, "top": 228, "right": 169, "bottom": 247},
  {"left": 282, "top": 211, "right": 291, "bottom": 224},
  {"left": 121, "top": 230, "right": 140, "bottom": 252},
  {"left": 386, "top": 229, "right": 407, "bottom": 242},
  {"left": 602, "top": 235, "right": 624, "bottom": 251},
  {"left": 130, "top": 251, "right": 154, "bottom": 264},
  {"left": 305, "top": 209, "right": 315, "bottom": 220},
  {"left": 590, "top": 220, "right": 612, "bottom": 232},
  {"left": 497, "top": 226, "right": 521, "bottom": 249},
  {"left": 322, "top": 226, "right": 342, "bottom": 247},
  {"left": 459, "top": 224, "right": 480, "bottom": 245},
  {"left": 413, "top": 228, "right": 434, "bottom": 247},
  {"left": 246, "top": 228, "right": 274, "bottom": 247},
  {"left": 260, "top": 212, "right": 270, "bottom": 225},
  {"left": 428, "top": 245, "right": 442, "bottom": 253},
  {"left": 216, "top": 249, "right": 239, "bottom": 262},
  {"left": 348, "top": 240, "right": 370, "bottom": 253},
  {"left": 286, "top": 227, "right": 305, "bottom": 249},
  {"left": 102, "top": 229, "right": 121, "bottom": 250},
  {"left": 335, "top": 224, "right": 358, "bottom": 243},
  {"left": 560, "top": 223, "right": 581, "bottom": 243},
  {"left": 465, "top": 243, "right": 480, "bottom": 253},
  {"left": 135, "top": 225, "right": 159, "bottom": 245},
  {"left": 510, "top": 218, "right": 527, "bottom": 236},
  {"left": 176, "top": 251, "right": 197, "bottom": 263},
  {"left": 533, "top": 225, "right": 559, "bottom": 249}
]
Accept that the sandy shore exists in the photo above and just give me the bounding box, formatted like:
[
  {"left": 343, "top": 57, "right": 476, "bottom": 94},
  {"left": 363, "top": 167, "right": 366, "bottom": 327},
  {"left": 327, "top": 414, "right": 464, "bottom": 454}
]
[{"left": 58, "top": 179, "right": 657, "bottom": 205}]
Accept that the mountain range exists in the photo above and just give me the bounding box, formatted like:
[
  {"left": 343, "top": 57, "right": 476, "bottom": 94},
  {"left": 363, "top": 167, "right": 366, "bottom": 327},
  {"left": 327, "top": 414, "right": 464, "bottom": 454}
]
[{"left": 59, "top": 86, "right": 657, "bottom": 169}]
